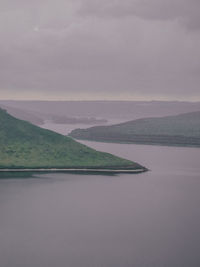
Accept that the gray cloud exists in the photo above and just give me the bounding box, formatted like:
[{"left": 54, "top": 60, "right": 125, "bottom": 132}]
[
  {"left": 0, "top": 0, "right": 200, "bottom": 100},
  {"left": 79, "top": 0, "right": 200, "bottom": 30}
]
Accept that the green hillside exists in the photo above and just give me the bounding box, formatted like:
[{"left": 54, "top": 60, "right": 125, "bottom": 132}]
[
  {"left": 0, "top": 108, "right": 145, "bottom": 170},
  {"left": 69, "top": 111, "right": 200, "bottom": 147}
]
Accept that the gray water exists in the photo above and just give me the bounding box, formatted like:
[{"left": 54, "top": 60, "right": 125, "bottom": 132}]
[{"left": 0, "top": 141, "right": 200, "bottom": 266}]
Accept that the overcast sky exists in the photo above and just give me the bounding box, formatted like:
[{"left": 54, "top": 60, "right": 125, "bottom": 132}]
[{"left": 0, "top": 0, "right": 200, "bottom": 101}]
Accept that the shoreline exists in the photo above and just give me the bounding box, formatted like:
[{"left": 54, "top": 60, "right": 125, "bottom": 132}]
[
  {"left": 73, "top": 137, "right": 200, "bottom": 148},
  {"left": 0, "top": 168, "right": 147, "bottom": 174}
]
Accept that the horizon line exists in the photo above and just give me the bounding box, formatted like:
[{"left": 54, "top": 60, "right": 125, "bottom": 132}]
[{"left": 0, "top": 99, "right": 200, "bottom": 103}]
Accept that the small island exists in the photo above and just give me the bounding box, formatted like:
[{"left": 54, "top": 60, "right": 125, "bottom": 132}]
[{"left": 0, "top": 108, "right": 147, "bottom": 174}]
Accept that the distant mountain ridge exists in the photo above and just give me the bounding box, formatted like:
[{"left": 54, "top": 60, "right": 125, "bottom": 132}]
[
  {"left": 0, "top": 108, "right": 145, "bottom": 171},
  {"left": 69, "top": 111, "right": 200, "bottom": 147},
  {"left": 1, "top": 100, "right": 200, "bottom": 121}
]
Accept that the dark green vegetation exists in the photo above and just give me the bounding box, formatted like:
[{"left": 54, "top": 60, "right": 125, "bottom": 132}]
[
  {"left": 69, "top": 111, "right": 200, "bottom": 147},
  {"left": 0, "top": 108, "right": 145, "bottom": 170}
]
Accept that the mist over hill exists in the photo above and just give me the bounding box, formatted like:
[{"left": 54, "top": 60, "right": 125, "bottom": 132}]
[
  {"left": 1, "top": 100, "right": 200, "bottom": 122},
  {"left": 0, "top": 104, "right": 44, "bottom": 125},
  {"left": 0, "top": 103, "right": 108, "bottom": 126}
]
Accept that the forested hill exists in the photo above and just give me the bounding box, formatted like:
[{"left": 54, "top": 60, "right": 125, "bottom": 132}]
[
  {"left": 69, "top": 111, "right": 200, "bottom": 147},
  {"left": 0, "top": 108, "right": 144, "bottom": 170}
]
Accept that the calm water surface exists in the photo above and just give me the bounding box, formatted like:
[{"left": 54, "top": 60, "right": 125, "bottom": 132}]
[{"left": 0, "top": 124, "right": 200, "bottom": 267}]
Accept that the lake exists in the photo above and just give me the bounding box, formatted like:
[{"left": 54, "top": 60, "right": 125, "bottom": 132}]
[{"left": 0, "top": 123, "right": 200, "bottom": 267}]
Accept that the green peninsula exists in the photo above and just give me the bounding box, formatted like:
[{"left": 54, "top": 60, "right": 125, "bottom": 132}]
[
  {"left": 69, "top": 111, "right": 200, "bottom": 147},
  {"left": 0, "top": 108, "right": 146, "bottom": 172}
]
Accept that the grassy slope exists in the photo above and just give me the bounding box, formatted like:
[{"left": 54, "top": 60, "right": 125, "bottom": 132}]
[
  {"left": 69, "top": 111, "right": 200, "bottom": 147},
  {"left": 0, "top": 108, "right": 144, "bottom": 170}
]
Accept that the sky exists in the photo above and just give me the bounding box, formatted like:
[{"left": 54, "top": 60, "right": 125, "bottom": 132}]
[{"left": 0, "top": 0, "right": 200, "bottom": 101}]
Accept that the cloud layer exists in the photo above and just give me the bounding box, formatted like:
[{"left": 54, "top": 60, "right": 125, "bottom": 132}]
[
  {"left": 80, "top": 0, "right": 200, "bottom": 30},
  {"left": 0, "top": 0, "right": 200, "bottom": 100}
]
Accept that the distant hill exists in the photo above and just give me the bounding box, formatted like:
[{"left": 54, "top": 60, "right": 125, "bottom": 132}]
[
  {"left": 0, "top": 108, "right": 145, "bottom": 171},
  {"left": 69, "top": 111, "right": 200, "bottom": 147},
  {"left": 0, "top": 105, "right": 44, "bottom": 125},
  {"left": 0, "top": 104, "right": 107, "bottom": 126},
  {"left": 43, "top": 114, "right": 107, "bottom": 125}
]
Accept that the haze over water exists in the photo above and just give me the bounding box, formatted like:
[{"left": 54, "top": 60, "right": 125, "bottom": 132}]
[
  {"left": 1, "top": 0, "right": 200, "bottom": 264},
  {"left": 0, "top": 123, "right": 200, "bottom": 267}
]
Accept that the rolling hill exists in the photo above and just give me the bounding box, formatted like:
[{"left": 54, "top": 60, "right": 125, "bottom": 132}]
[
  {"left": 0, "top": 108, "right": 145, "bottom": 171},
  {"left": 69, "top": 111, "right": 200, "bottom": 147}
]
